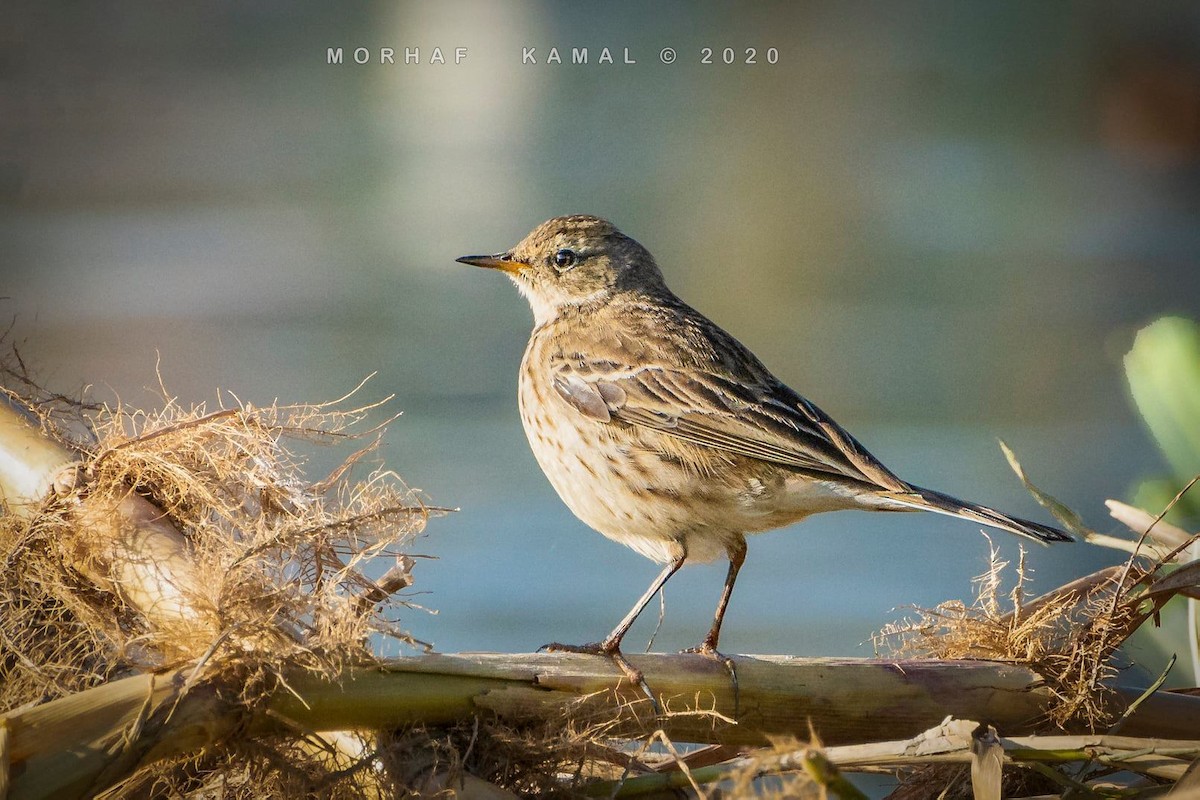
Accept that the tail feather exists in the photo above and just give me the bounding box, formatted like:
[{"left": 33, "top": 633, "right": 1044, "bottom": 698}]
[{"left": 883, "top": 486, "right": 1073, "bottom": 544}]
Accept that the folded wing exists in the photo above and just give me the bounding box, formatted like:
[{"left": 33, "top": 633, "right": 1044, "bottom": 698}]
[{"left": 550, "top": 357, "right": 910, "bottom": 492}]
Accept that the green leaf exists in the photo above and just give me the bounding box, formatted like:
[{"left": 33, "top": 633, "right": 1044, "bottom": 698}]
[
  {"left": 1125, "top": 317, "right": 1200, "bottom": 491},
  {"left": 1123, "top": 316, "right": 1200, "bottom": 527}
]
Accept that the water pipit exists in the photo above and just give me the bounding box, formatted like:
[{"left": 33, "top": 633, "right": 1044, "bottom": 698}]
[{"left": 457, "top": 215, "right": 1071, "bottom": 701}]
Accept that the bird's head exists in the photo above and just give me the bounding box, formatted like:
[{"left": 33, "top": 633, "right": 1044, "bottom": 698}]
[{"left": 457, "top": 215, "right": 665, "bottom": 324}]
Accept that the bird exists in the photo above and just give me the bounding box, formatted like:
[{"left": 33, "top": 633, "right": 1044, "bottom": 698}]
[{"left": 456, "top": 214, "right": 1071, "bottom": 696}]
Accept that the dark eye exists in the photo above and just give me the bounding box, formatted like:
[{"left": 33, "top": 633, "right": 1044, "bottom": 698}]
[{"left": 553, "top": 248, "right": 578, "bottom": 271}]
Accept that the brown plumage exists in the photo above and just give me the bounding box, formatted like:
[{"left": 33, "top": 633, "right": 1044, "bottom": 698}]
[{"left": 457, "top": 215, "right": 1070, "bottom": 689}]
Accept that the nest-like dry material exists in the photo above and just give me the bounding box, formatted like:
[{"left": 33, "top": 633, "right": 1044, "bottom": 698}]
[
  {"left": 0, "top": 372, "right": 439, "bottom": 796},
  {"left": 876, "top": 538, "right": 1142, "bottom": 731}
]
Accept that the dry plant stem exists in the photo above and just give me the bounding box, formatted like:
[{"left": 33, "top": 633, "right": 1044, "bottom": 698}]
[
  {"left": 269, "top": 654, "right": 1056, "bottom": 746},
  {"left": 1111, "top": 475, "right": 1200, "bottom": 617},
  {"left": 587, "top": 730, "right": 1200, "bottom": 797},
  {"left": 1012, "top": 566, "right": 1124, "bottom": 621},
  {"left": 70, "top": 492, "right": 219, "bottom": 652},
  {"left": 10, "top": 654, "right": 1200, "bottom": 800},
  {"left": 0, "top": 720, "right": 10, "bottom": 799},
  {"left": 4, "top": 669, "right": 229, "bottom": 800},
  {"left": 351, "top": 557, "right": 415, "bottom": 616},
  {"left": 1106, "top": 499, "right": 1193, "bottom": 554},
  {"left": 0, "top": 421, "right": 222, "bottom": 673},
  {"left": 0, "top": 398, "right": 218, "bottom": 648},
  {"left": 829, "top": 734, "right": 1200, "bottom": 775},
  {"left": 9, "top": 657, "right": 1200, "bottom": 800},
  {"left": 0, "top": 396, "right": 76, "bottom": 515}
]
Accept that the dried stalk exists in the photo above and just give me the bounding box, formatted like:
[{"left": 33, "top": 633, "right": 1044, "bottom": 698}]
[{"left": 6, "top": 652, "right": 1200, "bottom": 799}]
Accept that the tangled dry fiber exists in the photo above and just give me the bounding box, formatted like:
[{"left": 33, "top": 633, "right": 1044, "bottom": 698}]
[{"left": 0, "top": 371, "right": 443, "bottom": 797}]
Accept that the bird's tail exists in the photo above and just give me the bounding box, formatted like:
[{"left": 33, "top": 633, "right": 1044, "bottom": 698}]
[{"left": 882, "top": 485, "right": 1073, "bottom": 544}]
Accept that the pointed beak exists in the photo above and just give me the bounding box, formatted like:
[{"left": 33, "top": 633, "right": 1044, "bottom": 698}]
[{"left": 455, "top": 252, "right": 528, "bottom": 275}]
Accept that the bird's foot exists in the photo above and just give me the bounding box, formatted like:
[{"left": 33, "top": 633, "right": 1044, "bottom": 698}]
[
  {"left": 540, "top": 641, "right": 659, "bottom": 713},
  {"left": 682, "top": 643, "right": 739, "bottom": 718},
  {"left": 681, "top": 641, "right": 735, "bottom": 671}
]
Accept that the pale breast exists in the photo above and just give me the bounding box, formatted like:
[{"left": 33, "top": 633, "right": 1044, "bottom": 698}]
[{"left": 518, "top": 331, "right": 777, "bottom": 563}]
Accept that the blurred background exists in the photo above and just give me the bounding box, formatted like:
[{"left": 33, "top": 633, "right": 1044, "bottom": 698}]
[{"left": 4, "top": 2, "right": 1200, "bottom": 662}]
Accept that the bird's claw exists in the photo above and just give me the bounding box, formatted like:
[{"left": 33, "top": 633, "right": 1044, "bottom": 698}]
[
  {"left": 683, "top": 644, "right": 740, "bottom": 718},
  {"left": 539, "top": 641, "right": 660, "bottom": 714},
  {"left": 681, "top": 642, "right": 732, "bottom": 666}
]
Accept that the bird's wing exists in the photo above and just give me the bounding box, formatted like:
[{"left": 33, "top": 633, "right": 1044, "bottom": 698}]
[{"left": 549, "top": 358, "right": 910, "bottom": 491}]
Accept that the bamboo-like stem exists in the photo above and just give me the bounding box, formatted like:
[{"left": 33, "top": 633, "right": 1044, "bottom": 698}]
[
  {"left": 8, "top": 652, "right": 1200, "bottom": 800},
  {"left": 265, "top": 654, "right": 1055, "bottom": 745},
  {"left": 588, "top": 729, "right": 1200, "bottom": 796},
  {"left": 0, "top": 399, "right": 217, "bottom": 647},
  {"left": 4, "top": 669, "right": 228, "bottom": 799},
  {"left": 69, "top": 492, "right": 219, "bottom": 652},
  {"left": 0, "top": 395, "right": 76, "bottom": 516}
]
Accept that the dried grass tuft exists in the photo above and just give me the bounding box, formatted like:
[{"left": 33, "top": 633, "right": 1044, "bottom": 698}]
[
  {"left": 0, "top": 367, "right": 440, "bottom": 796},
  {"left": 875, "top": 536, "right": 1143, "bottom": 730}
]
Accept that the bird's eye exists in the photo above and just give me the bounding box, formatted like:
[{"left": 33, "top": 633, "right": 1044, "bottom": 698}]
[{"left": 553, "top": 248, "right": 578, "bottom": 271}]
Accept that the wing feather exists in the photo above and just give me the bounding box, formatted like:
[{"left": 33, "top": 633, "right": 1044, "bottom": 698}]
[{"left": 549, "top": 356, "right": 907, "bottom": 488}]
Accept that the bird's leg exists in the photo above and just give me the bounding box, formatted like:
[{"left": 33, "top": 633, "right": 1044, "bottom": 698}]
[
  {"left": 542, "top": 555, "right": 685, "bottom": 707},
  {"left": 683, "top": 538, "right": 746, "bottom": 713},
  {"left": 690, "top": 538, "right": 746, "bottom": 654},
  {"left": 598, "top": 556, "right": 686, "bottom": 652}
]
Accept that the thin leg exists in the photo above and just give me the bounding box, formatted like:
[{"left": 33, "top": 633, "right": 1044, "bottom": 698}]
[
  {"left": 542, "top": 555, "right": 686, "bottom": 709},
  {"left": 683, "top": 538, "right": 746, "bottom": 715},
  {"left": 543, "top": 555, "right": 685, "bottom": 654},
  {"left": 601, "top": 556, "right": 686, "bottom": 651},
  {"left": 700, "top": 538, "right": 746, "bottom": 652}
]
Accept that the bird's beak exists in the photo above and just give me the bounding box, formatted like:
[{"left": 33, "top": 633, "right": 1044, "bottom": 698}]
[{"left": 455, "top": 252, "right": 529, "bottom": 275}]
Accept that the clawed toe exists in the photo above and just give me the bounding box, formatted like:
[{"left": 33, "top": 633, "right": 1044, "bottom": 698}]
[
  {"left": 683, "top": 644, "right": 740, "bottom": 717},
  {"left": 682, "top": 643, "right": 730, "bottom": 663},
  {"left": 682, "top": 644, "right": 713, "bottom": 657},
  {"left": 539, "top": 641, "right": 660, "bottom": 713}
]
